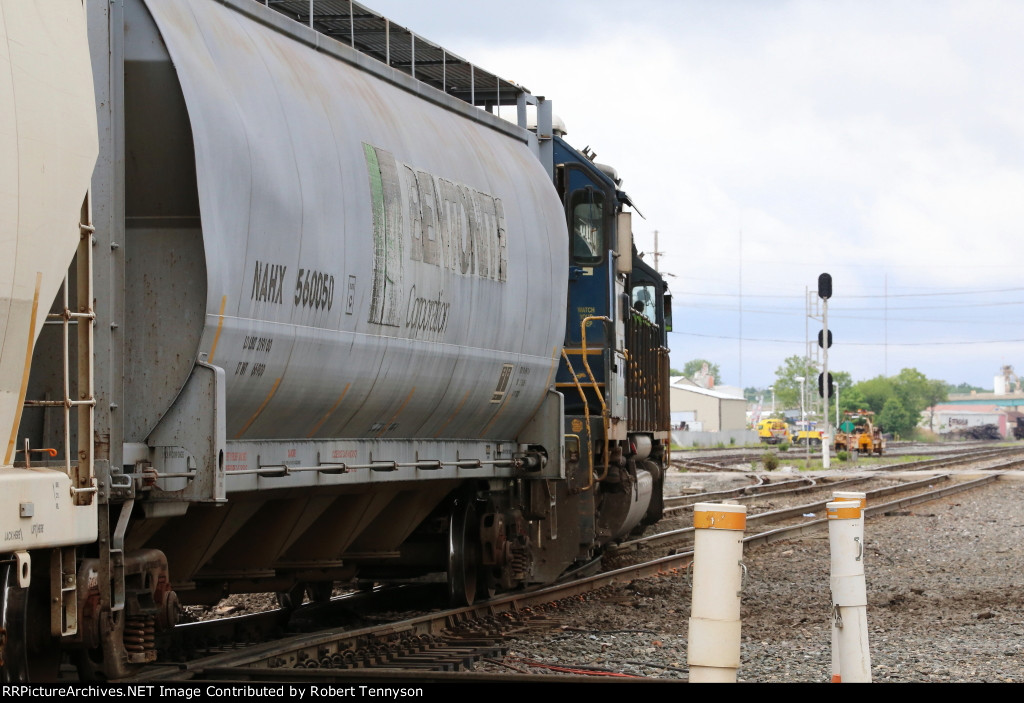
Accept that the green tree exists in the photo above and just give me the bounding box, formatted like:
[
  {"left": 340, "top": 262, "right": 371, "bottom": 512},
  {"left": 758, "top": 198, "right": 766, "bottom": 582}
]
[
  {"left": 878, "top": 396, "right": 912, "bottom": 437},
  {"left": 854, "top": 376, "right": 896, "bottom": 414},
  {"left": 923, "top": 379, "right": 949, "bottom": 430},
  {"left": 831, "top": 370, "right": 853, "bottom": 393},
  {"left": 682, "top": 359, "right": 721, "bottom": 383},
  {"left": 772, "top": 355, "right": 820, "bottom": 412},
  {"left": 838, "top": 386, "right": 868, "bottom": 417},
  {"left": 946, "top": 381, "right": 987, "bottom": 394},
  {"left": 892, "top": 368, "right": 931, "bottom": 418},
  {"left": 849, "top": 367, "right": 949, "bottom": 436}
]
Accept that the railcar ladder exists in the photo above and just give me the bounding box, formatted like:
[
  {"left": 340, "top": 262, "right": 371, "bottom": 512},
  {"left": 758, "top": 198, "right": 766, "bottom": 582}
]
[{"left": 18, "top": 195, "right": 99, "bottom": 636}]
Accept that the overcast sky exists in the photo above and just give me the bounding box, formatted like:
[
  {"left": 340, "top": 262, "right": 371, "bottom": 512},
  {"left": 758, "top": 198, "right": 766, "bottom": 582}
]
[{"left": 364, "top": 0, "right": 1024, "bottom": 392}]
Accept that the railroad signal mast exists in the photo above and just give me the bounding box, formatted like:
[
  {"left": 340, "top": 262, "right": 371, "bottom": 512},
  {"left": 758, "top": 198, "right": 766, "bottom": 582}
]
[{"left": 818, "top": 273, "right": 832, "bottom": 469}]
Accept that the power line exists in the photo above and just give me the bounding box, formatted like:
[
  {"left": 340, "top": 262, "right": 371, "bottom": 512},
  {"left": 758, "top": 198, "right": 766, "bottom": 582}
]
[
  {"left": 675, "top": 331, "right": 1024, "bottom": 347},
  {"left": 674, "top": 300, "right": 1024, "bottom": 313},
  {"left": 674, "top": 286, "right": 1024, "bottom": 300}
]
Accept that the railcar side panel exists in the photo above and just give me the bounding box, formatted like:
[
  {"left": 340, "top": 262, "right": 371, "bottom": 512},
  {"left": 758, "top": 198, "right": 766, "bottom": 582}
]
[
  {"left": 132, "top": 0, "right": 568, "bottom": 444},
  {"left": 0, "top": 0, "right": 98, "bottom": 464}
]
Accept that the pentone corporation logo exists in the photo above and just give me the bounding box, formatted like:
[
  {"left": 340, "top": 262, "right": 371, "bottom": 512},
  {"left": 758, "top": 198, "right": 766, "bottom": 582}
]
[{"left": 362, "top": 144, "right": 507, "bottom": 339}]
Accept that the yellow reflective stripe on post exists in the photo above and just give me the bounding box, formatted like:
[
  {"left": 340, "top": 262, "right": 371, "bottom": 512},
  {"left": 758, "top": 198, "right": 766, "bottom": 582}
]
[
  {"left": 832, "top": 494, "right": 867, "bottom": 509},
  {"left": 828, "top": 505, "right": 862, "bottom": 520},
  {"left": 693, "top": 510, "right": 746, "bottom": 530}
]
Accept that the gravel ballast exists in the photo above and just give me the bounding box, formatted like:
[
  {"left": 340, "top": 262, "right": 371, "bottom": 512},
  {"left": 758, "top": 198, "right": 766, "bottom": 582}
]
[{"left": 494, "top": 472, "right": 1024, "bottom": 683}]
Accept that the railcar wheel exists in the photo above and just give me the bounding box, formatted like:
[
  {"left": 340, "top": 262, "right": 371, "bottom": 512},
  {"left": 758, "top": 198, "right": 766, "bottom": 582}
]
[
  {"left": 308, "top": 581, "right": 333, "bottom": 603},
  {"left": 277, "top": 580, "right": 332, "bottom": 608},
  {"left": 447, "top": 498, "right": 482, "bottom": 607},
  {"left": 0, "top": 562, "right": 28, "bottom": 682},
  {"left": 276, "top": 582, "right": 306, "bottom": 610},
  {"left": 0, "top": 559, "right": 61, "bottom": 682}
]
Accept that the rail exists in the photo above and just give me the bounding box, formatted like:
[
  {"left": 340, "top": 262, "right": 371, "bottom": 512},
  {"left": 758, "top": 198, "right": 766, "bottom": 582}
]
[{"left": 130, "top": 470, "right": 1006, "bottom": 682}]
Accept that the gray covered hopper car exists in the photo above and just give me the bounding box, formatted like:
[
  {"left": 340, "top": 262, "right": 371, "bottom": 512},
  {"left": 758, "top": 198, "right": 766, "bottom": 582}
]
[
  {"left": 123, "top": 1, "right": 566, "bottom": 445},
  {"left": 1, "top": 0, "right": 671, "bottom": 681}
]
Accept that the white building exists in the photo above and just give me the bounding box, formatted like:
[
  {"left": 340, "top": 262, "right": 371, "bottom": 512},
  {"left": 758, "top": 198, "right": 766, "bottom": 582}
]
[{"left": 669, "top": 377, "right": 748, "bottom": 432}]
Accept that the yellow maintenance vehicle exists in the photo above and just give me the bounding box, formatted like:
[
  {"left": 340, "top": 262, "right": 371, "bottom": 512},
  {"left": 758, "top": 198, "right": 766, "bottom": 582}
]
[
  {"left": 834, "top": 411, "right": 885, "bottom": 455},
  {"left": 792, "top": 422, "right": 824, "bottom": 446},
  {"left": 756, "top": 418, "right": 792, "bottom": 445}
]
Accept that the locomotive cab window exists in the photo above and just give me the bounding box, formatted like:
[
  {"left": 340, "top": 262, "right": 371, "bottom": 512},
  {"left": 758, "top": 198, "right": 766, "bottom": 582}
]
[
  {"left": 569, "top": 188, "right": 605, "bottom": 265},
  {"left": 631, "top": 283, "right": 657, "bottom": 323}
]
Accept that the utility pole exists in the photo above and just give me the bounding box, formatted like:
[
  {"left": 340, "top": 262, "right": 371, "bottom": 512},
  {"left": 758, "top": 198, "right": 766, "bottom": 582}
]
[
  {"left": 739, "top": 229, "right": 743, "bottom": 389},
  {"left": 652, "top": 229, "right": 663, "bottom": 273}
]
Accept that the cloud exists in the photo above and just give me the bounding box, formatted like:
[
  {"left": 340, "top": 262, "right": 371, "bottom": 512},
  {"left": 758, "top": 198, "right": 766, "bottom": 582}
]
[{"left": 364, "top": 0, "right": 1024, "bottom": 387}]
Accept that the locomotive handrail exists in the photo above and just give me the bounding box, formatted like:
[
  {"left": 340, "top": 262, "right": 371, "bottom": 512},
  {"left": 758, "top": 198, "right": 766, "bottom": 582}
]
[
  {"left": 561, "top": 349, "right": 594, "bottom": 491},
  {"left": 580, "top": 316, "right": 612, "bottom": 483}
]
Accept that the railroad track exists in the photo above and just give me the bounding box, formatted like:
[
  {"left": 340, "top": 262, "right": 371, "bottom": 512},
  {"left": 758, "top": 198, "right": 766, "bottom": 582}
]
[
  {"left": 119, "top": 453, "right": 1016, "bottom": 683},
  {"left": 662, "top": 444, "right": 1024, "bottom": 512},
  {"left": 671, "top": 442, "right": 1023, "bottom": 473},
  {"left": 864, "top": 444, "right": 1024, "bottom": 472}
]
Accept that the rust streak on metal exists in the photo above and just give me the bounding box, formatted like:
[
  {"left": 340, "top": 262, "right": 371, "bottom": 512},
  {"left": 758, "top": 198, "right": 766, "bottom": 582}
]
[
  {"left": 235, "top": 377, "right": 282, "bottom": 439},
  {"left": 207, "top": 295, "right": 228, "bottom": 364},
  {"left": 433, "top": 389, "right": 471, "bottom": 438},
  {"left": 6, "top": 272, "right": 42, "bottom": 465},
  {"left": 306, "top": 383, "right": 352, "bottom": 438},
  {"left": 376, "top": 388, "right": 416, "bottom": 438}
]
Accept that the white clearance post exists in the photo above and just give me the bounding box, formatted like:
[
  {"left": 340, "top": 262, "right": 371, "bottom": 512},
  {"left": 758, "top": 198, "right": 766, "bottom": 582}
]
[
  {"left": 827, "top": 498, "right": 872, "bottom": 682},
  {"left": 829, "top": 492, "right": 866, "bottom": 682},
  {"left": 688, "top": 502, "right": 747, "bottom": 683}
]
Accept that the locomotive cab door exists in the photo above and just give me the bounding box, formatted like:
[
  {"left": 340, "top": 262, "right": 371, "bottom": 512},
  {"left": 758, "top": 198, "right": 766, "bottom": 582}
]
[
  {"left": 555, "top": 162, "right": 617, "bottom": 417},
  {"left": 563, "top": 168, "right": 616, "bottom": 348}
]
